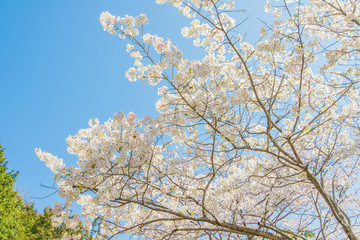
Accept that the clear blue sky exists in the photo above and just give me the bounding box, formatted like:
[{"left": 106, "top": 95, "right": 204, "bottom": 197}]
[
  {"left": 0, "top": 0, "right": 191, "bottom": 210},
  {"left": 0, "top": 0, "right": 267, "bottom": 234}
]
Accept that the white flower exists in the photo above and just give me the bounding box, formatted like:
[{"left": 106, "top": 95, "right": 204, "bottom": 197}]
[{"left": 264, "top": 1, "right": 271, "bottom": 13}]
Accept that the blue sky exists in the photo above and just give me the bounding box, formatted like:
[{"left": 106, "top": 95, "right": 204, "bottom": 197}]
[
  {"left": 0, "top": 0, "right": 268, "bottom": 236},
  {"left": 0, "top": 0, "right": 190, "bottom": 210}
]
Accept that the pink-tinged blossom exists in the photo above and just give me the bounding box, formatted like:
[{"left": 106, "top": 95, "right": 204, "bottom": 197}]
[{"left": 38, "top": 0, "right": 360, "bottom": 239}]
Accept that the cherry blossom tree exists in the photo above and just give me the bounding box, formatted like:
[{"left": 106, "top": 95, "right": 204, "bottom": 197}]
[{"left": 36, "top": 0, "right": 360, "bottom": 239}]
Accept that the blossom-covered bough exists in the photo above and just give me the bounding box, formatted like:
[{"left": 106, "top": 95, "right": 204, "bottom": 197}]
[{"left": 37, "top": 0, "right": 360, "bottom": 239}]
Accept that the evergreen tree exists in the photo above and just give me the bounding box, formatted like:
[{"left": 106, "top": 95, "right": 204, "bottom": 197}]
[
  {"left": 20, "top": 204, "right": 92, "bottom": 240},
  {"left": 0, "top": 145, "right": 95, "bottom": 239},
  {"left": 0, "top": 145, "right": 25, "bottom": 239}
]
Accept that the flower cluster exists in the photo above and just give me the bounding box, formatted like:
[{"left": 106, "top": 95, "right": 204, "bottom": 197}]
[
  {"left": 99, "top": 12, "right": 148, "bottom": 38},
  {"left": 38, "top": 0, "right": 360, "bottom": 239}
]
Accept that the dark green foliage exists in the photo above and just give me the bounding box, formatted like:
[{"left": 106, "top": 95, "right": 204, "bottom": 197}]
[
  {"left": 19, "top": 203, "right": 92, "bottom": 239},
  {"left": 0, "top": 145, "right": 25, "bottom": 239},
  {"left": 0, "top": 145, "right": 18, "bottom": 180},
  {"left": 0, "top": 145, "right": 94, "bottom": 239}
]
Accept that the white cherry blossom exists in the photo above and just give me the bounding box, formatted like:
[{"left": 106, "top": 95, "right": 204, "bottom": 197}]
[{"left": 38, "top": 1, "right": 360, "bottom": 239}]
